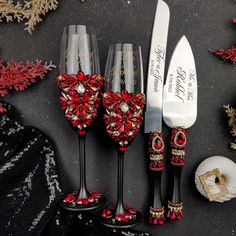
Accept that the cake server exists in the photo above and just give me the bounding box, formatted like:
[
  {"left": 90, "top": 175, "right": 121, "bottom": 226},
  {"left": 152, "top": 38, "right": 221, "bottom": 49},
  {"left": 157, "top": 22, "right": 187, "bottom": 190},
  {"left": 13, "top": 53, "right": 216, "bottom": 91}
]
[
  {"left": 144, "top": 0, "right": 170, "bottom": 225},
  {"left": 163, "top": 35, "right": 197, "bottom": 221}
]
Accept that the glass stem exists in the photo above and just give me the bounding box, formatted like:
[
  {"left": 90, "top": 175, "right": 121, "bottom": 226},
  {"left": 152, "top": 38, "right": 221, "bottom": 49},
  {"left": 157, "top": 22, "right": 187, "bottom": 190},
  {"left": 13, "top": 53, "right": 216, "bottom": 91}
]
[
  {"left": 115, "top": 150, "right": 126, "bottom": 215},
  {"left": 77, "top": 135, "right": 89, "bottom": 199}
]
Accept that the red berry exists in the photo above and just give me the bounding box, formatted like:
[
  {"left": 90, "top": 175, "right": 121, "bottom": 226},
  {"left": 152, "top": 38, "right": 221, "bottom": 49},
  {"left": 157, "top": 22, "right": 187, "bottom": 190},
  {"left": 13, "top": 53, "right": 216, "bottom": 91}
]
[
  {"left": 171, "top": 213, "right": 176, "bottom": 220},
  {"left": 159, "top": 219, "right": 164, "bottom": 225},
  {"left": 153, "top": 218, "right": 158, "bottom": 225}
]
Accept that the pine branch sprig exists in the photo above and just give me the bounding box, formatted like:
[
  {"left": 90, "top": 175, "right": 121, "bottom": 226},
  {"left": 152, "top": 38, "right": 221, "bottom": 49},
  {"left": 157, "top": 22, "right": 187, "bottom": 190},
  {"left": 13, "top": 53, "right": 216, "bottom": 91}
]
[
  {"left": 211, "top": 18, "right": 236, "bottom": 63},
  {"left": 0, "top": 0, "right": 59, "bottom": 34},
  {"left": 224, "top": 104, "right": 236, "bottom": 149},
  {"left": 0, "top": 0, "right": 24, "bottom": 23},
  {"left": 23, "top": 0, "right": 59, "bottom": 34},
  {"left": 0, "top": 0, "right": 88, "bottom": 33},
  {"left": 0, "top": 59, "right": 55, "bottom": 96}
]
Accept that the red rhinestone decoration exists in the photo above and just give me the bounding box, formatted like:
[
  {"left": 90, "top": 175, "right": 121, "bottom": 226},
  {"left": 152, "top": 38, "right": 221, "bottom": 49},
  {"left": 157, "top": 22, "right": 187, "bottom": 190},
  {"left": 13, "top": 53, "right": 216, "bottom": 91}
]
[
  {"left": 171, "top": 154, "right": 185, "bottom": 166},
  {"left": 171, "top": 128, "right": 187, "bottom": 149},
  {"left": 63, "top": 190, "right": 102, "bottom": 206},
  {"left": 166, "top": 201, "right": 183, "bottom": 221},
  {"left": 56, "top": 72, "right": 104, "bottom": 135},
  {"left": 101, "top": 208, "right": 112, "bottom": 218},
  {"left": 103, "top": 90, "right": 145, "bottom": 152},
  {"left": 149, "top": 132, "right": 164, "bottom": 171},
  {"left": 149, "top": 207, "right": 165, "bottom": 225},
  {"left": 101, "top": 205, "right": 138, "bottom": 223},
  {"left": 170, "top": 127, "right": 187, "bottom": 166}
]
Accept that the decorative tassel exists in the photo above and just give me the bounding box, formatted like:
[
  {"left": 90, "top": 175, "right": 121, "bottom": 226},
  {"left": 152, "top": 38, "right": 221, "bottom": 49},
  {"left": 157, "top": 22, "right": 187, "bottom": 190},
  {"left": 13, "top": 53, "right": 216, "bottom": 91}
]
[
  {"left": 149, "top": 207, "right": 165, "bottom": 225},
  {"left": 166, "top": 201, "right": 183, "bottom": 221}
]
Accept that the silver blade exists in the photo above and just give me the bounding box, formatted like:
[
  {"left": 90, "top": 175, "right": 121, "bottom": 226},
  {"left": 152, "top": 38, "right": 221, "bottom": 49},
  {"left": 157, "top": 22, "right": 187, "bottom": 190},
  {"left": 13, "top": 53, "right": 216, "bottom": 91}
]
[
  {"left": 163, "top": 35, "right": 197, "bottom": 129},
  {"left": 144, "top": 0, "right": 170, "bottom": 133}
]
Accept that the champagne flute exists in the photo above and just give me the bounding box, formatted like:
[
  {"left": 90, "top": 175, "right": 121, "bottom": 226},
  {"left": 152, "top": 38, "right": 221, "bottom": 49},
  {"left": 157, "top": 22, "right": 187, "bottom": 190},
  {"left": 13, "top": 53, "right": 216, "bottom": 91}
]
[
  {"left": 56, "top": 25, "right": 105, "bottom": 211},
  {"left": 100, "top": 43, "right": 145, "bottom": 228}
]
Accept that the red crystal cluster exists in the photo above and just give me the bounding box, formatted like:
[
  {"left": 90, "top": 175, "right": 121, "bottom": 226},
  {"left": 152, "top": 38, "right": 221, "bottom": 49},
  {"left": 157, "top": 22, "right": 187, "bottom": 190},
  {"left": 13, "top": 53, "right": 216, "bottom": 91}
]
[
  {"left": 101, "top": 205, "right": 137, "bottom": 223},
  {"left": 149, "top": 132, "right": 165, "bottom": 171},
  {"left": 63, "top": 190, "right": 102, "bottom": 206},
  {"left": 149, "top": 207, "right": 165, "bottom": 225},
  {"left": 170, "top": 127, "right": 187, "bottom": 166},
  {"left": 103, "top": 90, "right": 145, "bottom": 152},
  {"left": 56, "top": 72, "right": 104, "bottom": 135},
  {"left": 166, "top": 202, "right": 183, "bottom": 221}
]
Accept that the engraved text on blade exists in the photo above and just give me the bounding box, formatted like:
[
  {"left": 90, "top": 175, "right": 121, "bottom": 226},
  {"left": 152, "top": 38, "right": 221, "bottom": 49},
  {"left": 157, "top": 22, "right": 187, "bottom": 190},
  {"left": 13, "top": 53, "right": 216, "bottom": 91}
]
[{"left": 150, "top": 45, "right": 165, "bottom": 93}]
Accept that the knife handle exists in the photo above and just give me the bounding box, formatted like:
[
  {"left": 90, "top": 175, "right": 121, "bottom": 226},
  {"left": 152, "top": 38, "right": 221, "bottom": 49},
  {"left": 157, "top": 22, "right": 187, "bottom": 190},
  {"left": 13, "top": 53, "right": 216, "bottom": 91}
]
[
  {"left": 166, "top": 127, "right": 187, "bottom": 221},
  {"left": 149, "top": 132, "right": 165, "bottom": 225}
]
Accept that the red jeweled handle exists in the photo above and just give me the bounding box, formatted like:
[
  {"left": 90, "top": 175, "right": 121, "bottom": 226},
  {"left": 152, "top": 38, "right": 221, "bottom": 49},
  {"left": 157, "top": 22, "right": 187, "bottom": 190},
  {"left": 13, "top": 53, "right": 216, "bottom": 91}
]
[
  {"left": 166, "top": 127, "right": 186, "bottom": 221},
  {"left": 149, "top": 132, "right": 165, "bottom": 225}
]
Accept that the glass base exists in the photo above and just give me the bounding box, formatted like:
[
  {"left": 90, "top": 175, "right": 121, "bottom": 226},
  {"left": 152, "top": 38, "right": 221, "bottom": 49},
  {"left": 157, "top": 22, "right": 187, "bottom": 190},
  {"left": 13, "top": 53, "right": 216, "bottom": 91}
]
[
  {"left": 62, "top": 190, "right": 106, "bottom": 212},
  {"left": 100, "top": 205, "right": 142, "bottom": 229}
]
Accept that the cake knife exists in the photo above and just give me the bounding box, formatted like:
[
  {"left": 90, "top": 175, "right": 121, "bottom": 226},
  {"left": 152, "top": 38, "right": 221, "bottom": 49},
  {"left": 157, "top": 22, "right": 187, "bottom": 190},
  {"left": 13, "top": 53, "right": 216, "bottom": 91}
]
[{"left": 144, "top": 0, "right": 170, "bottom": 225}]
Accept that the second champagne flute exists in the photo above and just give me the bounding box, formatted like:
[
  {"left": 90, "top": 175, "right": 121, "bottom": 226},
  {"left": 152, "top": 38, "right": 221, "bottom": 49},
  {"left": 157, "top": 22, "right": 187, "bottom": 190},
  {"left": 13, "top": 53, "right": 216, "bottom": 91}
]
[{"left": 100, "top": 43, "right": 145, "bottom": 228}]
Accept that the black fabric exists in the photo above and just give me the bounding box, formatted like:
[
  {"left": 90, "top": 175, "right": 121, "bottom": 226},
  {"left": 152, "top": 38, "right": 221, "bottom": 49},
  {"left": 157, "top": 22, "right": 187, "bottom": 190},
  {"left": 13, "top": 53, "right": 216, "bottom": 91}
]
[
  {"left": 0, "top": 103, "right": 63, "bottom": 236},
  {"left": 0, "top": 103, "right": 151, "bottom": 236},
  {"left": 43, "top": 210, "right": 152, "bottom": 236}
]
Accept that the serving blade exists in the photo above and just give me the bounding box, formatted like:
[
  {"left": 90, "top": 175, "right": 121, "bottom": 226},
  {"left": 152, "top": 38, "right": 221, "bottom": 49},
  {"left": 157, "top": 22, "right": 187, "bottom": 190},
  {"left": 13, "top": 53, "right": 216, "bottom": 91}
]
[
  {"left": 163, "top": 35, "right": 197, "bottom": 222},
  {"left": 163, "top": 35, "right": 197, "bottom": 128},
  {"left": 144, "top": 0, "right": 170, "bottom": 133}
]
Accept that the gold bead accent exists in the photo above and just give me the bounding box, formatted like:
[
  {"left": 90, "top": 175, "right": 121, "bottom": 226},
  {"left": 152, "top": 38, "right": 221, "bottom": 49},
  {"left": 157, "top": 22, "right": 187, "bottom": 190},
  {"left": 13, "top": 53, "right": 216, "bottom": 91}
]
[
  {"left": 172, "top": 149, "right": 185, "bottom": 157},
  {"left": 168, "top": 201, "right": 183, "bottom": 211},
  {"left": 150, "top": 207, "right": 164, "bottom": 217},
  {"left": 150, "top": 154, "right": 163, "bottom": 161}
]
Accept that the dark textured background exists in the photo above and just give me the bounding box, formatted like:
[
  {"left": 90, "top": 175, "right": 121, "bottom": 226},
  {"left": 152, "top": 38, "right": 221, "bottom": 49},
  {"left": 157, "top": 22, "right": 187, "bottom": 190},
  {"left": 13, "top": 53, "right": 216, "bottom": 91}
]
[{"left": 1, "top": 0, "right": 236, "bottom": 235}]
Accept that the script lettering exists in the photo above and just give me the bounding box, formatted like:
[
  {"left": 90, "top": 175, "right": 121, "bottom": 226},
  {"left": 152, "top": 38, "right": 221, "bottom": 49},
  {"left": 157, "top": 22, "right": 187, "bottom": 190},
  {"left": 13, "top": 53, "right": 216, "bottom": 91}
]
[
  {"left": 175, "top": 67, "right": 186, "bottom": 103},
  {"left": 151, "top": 45, "right": 165, "bottom": 93}
]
